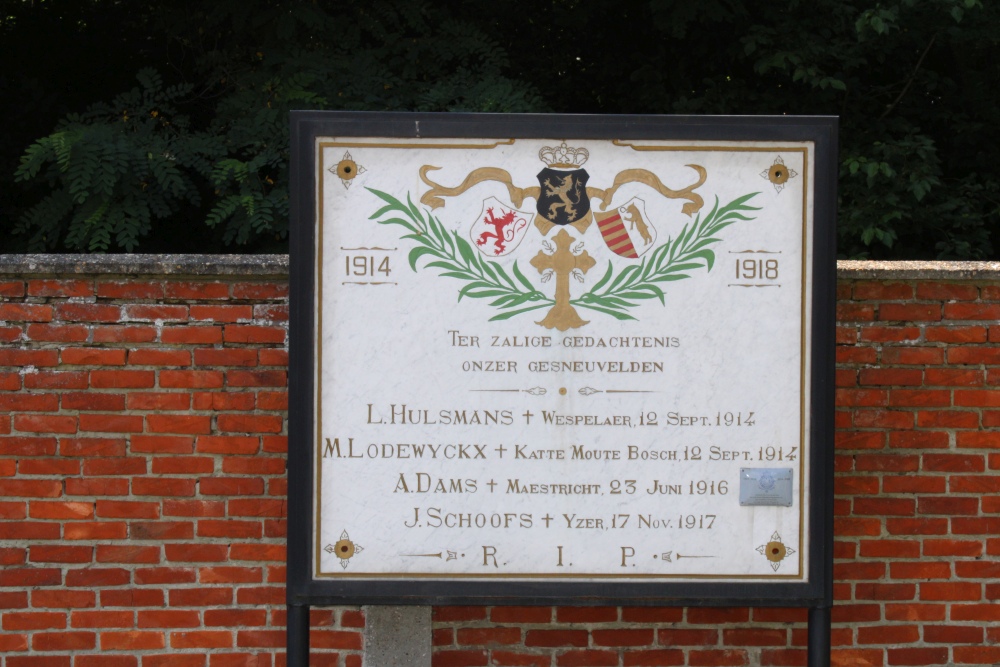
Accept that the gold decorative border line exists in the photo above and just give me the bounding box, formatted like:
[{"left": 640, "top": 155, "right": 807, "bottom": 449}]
[
  {"left": 312, "top": 572, "right": 807, "bottom": 580},
  {"left": 314, "top": 140, "right": 812, "bottom": 581},
  {"left": 613, "top": 139, "right": 808, "bottom": 153}
]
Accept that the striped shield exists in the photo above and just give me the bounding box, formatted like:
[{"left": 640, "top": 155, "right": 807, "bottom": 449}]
[{"left": 595, "top": 198, "right": 656, "bottom": 259}]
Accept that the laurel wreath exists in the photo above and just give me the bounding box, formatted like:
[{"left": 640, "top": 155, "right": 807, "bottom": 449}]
[{"left": 367, "top": 187, "right": 760, "bottom": 323}]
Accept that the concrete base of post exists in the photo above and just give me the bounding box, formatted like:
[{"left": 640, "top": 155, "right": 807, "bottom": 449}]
[{"left": 362, "top": 605, "right": 432, "bottom": 667}]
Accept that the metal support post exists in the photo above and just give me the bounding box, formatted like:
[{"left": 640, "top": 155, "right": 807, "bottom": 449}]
[
  {"left": 287, "top": 603, "right": 311, "bottom": 667},
  {"left": 807, "top": 605, "right": 831, "bottom": 667}
]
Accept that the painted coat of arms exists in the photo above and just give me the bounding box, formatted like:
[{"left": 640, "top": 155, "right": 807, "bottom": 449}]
[
  {"left": 535, "top": 143, "right": 591, "bottom": 227},
  {"left": 358, "top": 140, "right": 767, "bottom": 331},
  {"left": 469, "top": 197, "right": 531, "bottom": 257}
]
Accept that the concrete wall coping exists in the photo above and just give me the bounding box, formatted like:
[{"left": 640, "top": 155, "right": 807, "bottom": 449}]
[
  {"left": 0, "top": 254, "right": 289, "bottom": 277},
  {"left": 836, "top": 260, "right": 1000, "bottom": 280},
  {"left": 1, "top": 254, "right": 1000, "bottom": 280}
]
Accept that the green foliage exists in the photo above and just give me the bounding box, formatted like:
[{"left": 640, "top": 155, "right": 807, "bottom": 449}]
[
  {"left": 6, "top": 0, "right": 546, "bottom": 252},
  {"left": 13, "top": 70, "right": 198, "bottom": 251},
  {"left": 2, "top": 0, "right": 999, "bottom": 257}
]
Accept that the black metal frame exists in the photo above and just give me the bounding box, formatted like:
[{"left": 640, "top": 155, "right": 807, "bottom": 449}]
[{"left": 288, "top": 111, "right": 837, "bottom": 663}]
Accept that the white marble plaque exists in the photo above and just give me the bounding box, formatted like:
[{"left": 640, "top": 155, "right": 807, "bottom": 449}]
[{"left": 313, "top": 138, "right": 813, "bottom": 582}]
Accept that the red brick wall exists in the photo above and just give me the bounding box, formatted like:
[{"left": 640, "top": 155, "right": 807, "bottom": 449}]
[
  {"left": 0, "top": 267, "right": 361, "bottom": 667},
  {"left": 1, "top": 261, "right": 998, "bottom": 667}
]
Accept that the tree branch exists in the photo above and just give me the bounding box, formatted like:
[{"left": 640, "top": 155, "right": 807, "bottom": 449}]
[{"left": 879, "top": 32, "right": 938, "bottom": 120}]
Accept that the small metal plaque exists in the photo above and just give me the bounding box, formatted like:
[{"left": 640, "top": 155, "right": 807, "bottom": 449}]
[{"left": 740, "top": 468, "right": 794, "bottom": 506}]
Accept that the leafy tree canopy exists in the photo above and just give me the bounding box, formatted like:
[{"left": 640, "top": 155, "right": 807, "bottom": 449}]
[{"left": 1, "top": 0, "right": 996, "bottom": 258}]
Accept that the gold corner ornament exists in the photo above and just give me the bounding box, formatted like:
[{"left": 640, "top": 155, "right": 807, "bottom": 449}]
[
  {"left": 756, "top": 531, "right": 795, "bottom": 571},
  {"left": 760, "top": 156, "right": 797, "bottom": 193},
  {"left": 325, "top": 529, "right": 364, "bottom": 569},
  {"left": 331, "top": 151, "right": 366, "bottom": 189}
]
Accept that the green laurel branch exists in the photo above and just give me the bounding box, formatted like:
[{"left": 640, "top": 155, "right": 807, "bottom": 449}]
[
  {"left": 571, "top": 192, "right": 761, "bottom": 319},
  {"left": 367, "top": 188, "right": 553, "bottom": 321}
]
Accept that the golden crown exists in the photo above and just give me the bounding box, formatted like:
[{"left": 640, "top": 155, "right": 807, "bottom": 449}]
[{"left": 539, "top": 141, "right": 589, "bottom": 169}]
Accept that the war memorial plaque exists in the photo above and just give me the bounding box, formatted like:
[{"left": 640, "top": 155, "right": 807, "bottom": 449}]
[{"left": 288, "top": 113, "right": 836, "bottom": 607}]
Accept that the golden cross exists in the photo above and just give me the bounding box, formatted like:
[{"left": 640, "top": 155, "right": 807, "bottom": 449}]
[{"left": 530, "top": 229, "right": 596, "bottom": 331}]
